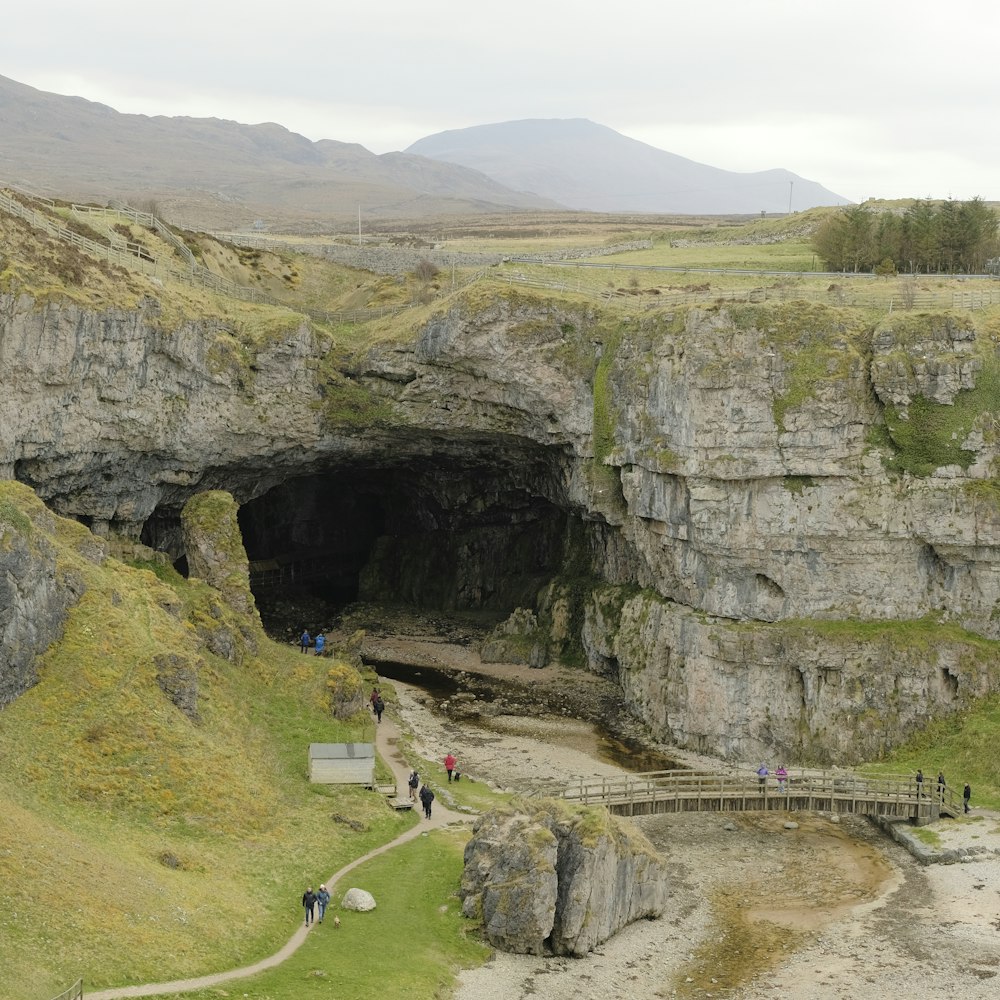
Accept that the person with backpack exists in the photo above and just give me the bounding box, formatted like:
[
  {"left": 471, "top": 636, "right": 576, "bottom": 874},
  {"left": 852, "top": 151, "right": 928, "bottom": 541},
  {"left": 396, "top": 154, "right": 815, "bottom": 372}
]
[
  {"left": 314, "top": 632, "right": 325, "bottom": 656},
  {"left": 373, "top": 695, "right": 384, "bottom": 724},
  {"left": 408, "top": 769, "right": 420, "bottom": 802},
  {"left": 419, "top": 783, "right": 435, "bottom": 819}
]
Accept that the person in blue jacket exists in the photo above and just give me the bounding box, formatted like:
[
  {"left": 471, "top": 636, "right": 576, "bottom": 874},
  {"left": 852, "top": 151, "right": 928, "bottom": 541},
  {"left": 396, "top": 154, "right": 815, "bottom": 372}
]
[
  {"left": 299, "top": 629, "right": 311, "bottom": 653},
  {"left": 314, "top": 633, "right": 325, "bottom": 656}
]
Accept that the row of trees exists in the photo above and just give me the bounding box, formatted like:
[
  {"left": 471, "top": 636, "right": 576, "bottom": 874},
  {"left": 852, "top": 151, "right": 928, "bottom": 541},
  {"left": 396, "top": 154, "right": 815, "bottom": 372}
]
[{"left": 812, "top": 198, "right": 1000, "bottom": 275}]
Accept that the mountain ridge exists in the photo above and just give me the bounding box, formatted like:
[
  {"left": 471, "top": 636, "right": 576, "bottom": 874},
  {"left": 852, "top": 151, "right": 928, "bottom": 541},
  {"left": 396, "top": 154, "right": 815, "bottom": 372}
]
[{"left": 407, "top": 117, "right": 849, "bottom": 214}]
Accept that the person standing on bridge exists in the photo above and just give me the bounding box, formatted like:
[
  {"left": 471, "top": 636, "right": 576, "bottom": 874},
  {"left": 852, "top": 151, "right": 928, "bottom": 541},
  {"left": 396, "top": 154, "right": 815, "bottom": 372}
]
[
  {"left": 775, "top": 763, "right": 788, "bottom": 793},
  {"left": 915, "top": 769, "right": 924, "bottom": 797},
  {"left": 314, "top": 632, "right": 325, "bottom": 656},
  {"left": 937, "top": 771, "right": 946, "bottom": 799},
  {"left": 757, "top": 763, "right": 769, "bottom": 789},
  {"left": 300, "top": 629, "right": 311, "bottom": 654}
]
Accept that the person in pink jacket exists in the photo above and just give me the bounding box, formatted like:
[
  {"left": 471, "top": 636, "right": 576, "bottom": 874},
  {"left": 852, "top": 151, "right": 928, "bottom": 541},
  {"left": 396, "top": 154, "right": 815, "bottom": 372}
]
[{"left": 444, "top": 752, "right": 457, "bottom": 782}]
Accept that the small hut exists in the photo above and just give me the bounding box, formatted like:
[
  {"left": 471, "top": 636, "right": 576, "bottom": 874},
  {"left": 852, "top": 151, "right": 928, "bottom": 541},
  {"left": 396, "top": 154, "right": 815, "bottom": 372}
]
[{"left": 308, "top": 743, "right": 375, "bottom": 785}]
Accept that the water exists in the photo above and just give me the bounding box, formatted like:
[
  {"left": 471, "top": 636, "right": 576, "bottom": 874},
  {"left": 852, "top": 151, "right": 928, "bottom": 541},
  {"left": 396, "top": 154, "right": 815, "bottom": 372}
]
[{"left": 367, "top": 658, "right": 681, "bottom": 773}]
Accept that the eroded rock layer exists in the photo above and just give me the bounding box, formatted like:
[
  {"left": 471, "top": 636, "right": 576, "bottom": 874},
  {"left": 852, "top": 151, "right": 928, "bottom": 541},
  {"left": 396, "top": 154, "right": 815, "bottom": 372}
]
[{"left": 4, "top": 283, "right": 1000, "bottom": 761}]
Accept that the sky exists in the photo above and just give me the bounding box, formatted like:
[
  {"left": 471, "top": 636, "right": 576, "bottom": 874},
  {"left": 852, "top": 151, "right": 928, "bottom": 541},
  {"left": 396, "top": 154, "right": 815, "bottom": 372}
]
[{"left": 2, "top": 0, "right": 998, "bottom": 205}]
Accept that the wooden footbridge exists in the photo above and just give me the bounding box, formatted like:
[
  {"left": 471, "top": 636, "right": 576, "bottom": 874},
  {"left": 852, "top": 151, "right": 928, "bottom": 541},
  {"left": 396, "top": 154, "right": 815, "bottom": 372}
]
[{"left": 546, "top": 769, "right": 962, "bottom": 826}]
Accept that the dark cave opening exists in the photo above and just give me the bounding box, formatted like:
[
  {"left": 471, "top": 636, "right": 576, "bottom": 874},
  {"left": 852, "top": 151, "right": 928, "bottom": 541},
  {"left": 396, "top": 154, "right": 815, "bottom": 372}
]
[{"left": 236, "top": 460, "right": 573, "bottom": 617}]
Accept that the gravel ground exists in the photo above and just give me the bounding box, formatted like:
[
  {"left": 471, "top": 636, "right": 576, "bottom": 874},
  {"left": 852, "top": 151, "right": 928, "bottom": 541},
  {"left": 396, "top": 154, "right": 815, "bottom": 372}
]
[{"left": 380, "top": 642, "right": 1000, "bottom": 1000}]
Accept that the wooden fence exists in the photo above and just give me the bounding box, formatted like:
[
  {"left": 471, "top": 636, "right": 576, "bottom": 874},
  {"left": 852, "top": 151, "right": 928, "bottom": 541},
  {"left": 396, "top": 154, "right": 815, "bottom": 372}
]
[{"left": 543, "top": 768, "right": 962, "bottom": 825}]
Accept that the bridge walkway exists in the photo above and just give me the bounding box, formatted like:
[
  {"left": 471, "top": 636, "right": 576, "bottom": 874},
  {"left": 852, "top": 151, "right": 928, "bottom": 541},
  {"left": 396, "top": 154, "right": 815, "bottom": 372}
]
[{"left": 545, "top": 769, "right": 962, "bottom": 826}]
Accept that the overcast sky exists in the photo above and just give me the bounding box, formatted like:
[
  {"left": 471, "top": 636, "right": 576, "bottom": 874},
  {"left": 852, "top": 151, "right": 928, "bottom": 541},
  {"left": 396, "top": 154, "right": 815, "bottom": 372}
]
[{"left": 3, "top": 1, "right": 997, "bottom": 205}]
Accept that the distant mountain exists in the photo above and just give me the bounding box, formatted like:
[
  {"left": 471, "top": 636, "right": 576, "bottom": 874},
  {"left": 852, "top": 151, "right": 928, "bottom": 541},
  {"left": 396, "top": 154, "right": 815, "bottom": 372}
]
[
  {"left": 0, "top": 75, "right": 559, "bottom": 229},
  {"left": 406, "top": 118, "right": 849, "bottom": 215}
]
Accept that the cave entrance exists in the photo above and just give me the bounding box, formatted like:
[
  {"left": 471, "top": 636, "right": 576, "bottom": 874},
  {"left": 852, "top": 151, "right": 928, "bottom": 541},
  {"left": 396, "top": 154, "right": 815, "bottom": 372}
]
[{"left": 235, "top": 447, "right": 577, "bottom": 630}]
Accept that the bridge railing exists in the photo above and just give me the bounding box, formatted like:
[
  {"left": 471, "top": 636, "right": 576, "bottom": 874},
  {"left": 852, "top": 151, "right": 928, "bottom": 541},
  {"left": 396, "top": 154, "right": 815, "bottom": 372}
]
[{"left": 547, "top": 767, "right": 963, "bottom": 819}]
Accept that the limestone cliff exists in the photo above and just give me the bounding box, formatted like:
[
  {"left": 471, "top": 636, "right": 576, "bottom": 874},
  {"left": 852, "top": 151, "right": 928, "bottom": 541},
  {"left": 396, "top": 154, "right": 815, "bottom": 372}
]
[
  {"left": 460, "top": 799, "right": 667, "bottom": 956},
  {"left": 5, "top": 267, "right": 1000, "bottom": 763}
]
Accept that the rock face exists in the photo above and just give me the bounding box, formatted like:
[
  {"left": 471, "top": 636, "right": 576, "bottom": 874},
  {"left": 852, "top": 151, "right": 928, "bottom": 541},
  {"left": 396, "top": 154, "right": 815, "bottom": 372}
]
[
  {"left": 6, "top": 272, "right": 1000, "bottom": 762},
  {"left": 460, "top": 800, "right": 667, "bottom": 956},
  {"left": 0, "top": 482, "right": 93, "bottom": 706}
]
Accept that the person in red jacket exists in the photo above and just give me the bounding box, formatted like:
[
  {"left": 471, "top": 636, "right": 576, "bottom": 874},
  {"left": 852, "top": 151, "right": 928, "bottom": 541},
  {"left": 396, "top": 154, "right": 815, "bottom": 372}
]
[{"left": 444, "top": 752, "right": 457, "bottom": 782}]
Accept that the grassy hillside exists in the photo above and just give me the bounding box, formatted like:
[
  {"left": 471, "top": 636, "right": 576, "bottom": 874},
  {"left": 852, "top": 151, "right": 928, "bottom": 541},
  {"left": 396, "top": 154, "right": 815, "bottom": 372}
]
[{"left": 0, "top": 482, "right": 418, "bottom": 1000}]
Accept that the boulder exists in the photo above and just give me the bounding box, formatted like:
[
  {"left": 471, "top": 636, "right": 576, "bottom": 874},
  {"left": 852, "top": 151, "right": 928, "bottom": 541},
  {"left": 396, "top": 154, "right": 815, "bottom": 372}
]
[
  {"left": 461, "top": 798, "right": 668, "bottom": 956},
  {"left": 341, "top": 887, "right": 376, "bottom": 912}
]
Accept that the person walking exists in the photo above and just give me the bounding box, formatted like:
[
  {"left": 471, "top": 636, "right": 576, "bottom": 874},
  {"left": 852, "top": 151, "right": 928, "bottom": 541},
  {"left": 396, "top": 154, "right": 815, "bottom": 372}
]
[
  {"left": 314, "top": 632, "right": 325, "bottom": 656},
  {"left": 317, "top": 884, "right": 331, "bottom": 923},
  {"left": 302, "top": 886, "right": 317, "bottom": 926},
  {"left": 915, "top": 769, "right": 924, "bottom": 797},
  {"left": 937, "top": 771, "right": 946, "bottom": 800},
  {"left": 299, "top": 630, "right": 311, "bottom": 654},
  {"left": 757, "top": 763, "right": 769, "bottom": 789},
  {"left": 444, "top": 752, "right": 457, "bottom": 782},
  {"left": 963, "top": 782, "right": 972, "bottom": 813},
  {"left": 419, "top": 783, "right": 435, "bottom": 819},
  {"left": 373, "top": 694, "right": 384, "bottom": 724},
  {"left": 775, "top": 763, "right": 788, "bottom": 793},
  {"left": 408, "top": 769, "right": 420, "bottom": 802}
]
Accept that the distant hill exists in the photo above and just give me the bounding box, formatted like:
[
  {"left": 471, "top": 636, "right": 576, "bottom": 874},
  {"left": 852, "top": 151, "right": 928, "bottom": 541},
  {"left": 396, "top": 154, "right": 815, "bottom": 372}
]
[
  {"left": 406, "top": 118, "right": 850, "bottom": 215},
  {"left": 0, "top": 75, "right": 560, "bottom": 229}
]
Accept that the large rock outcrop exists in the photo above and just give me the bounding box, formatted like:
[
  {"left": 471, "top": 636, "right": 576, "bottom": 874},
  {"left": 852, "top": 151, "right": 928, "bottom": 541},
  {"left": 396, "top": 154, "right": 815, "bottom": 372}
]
[
  {"left": 460, "top": 799, "right": 667, "bottom": 956},
  {"left": 0, "top": 482, "right": 94, "bottom": 705},
  {"left": 6, "top": 265, "right": 1000, "bottom": 762}
]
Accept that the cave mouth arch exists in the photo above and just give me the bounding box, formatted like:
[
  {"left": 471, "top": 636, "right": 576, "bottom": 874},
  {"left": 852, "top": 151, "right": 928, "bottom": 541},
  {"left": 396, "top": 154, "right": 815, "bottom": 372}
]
[{"left": 229, "top": 441, "right": 584, "bottom": 628}]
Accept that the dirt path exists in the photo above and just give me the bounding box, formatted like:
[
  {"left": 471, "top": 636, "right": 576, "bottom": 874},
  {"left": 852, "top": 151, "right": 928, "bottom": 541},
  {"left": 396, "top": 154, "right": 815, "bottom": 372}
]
[{"left": 85, "top": 711, "right": 469, "bottom": 1000}]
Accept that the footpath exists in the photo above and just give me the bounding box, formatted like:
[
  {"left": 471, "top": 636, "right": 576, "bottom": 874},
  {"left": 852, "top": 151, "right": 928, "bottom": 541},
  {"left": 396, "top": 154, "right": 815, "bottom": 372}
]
[{"left": 86, "top": 711, "right": 467, "bottom": 1000}]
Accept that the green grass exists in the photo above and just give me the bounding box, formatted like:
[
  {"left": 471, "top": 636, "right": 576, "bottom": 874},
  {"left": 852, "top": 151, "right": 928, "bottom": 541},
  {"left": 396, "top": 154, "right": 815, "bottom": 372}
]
[
  {"left": 0, "top": 483, "right": 419, "bottom": 1000},
  {"left": 862, "top": 693, "right": 1000, "bottom": 811},
  {"left": 133, "top": 827, "right": 491, "bottom": 1000}
]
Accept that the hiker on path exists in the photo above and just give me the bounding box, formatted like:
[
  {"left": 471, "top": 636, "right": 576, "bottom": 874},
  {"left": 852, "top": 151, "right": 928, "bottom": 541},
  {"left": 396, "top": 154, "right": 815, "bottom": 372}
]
[
  {"left": 915, "top": 769, "right": 924, "bottom": 797},
  {"left": 775, "top": 764, "right": 788, "bottom": 793},
  {"left": 373, "top": 695, "right": 385, "bottom": 724},
  {"left": 314, "top": 633, "right": 325, "bottom": 656},
  {"left": 964, "top": 782, "right": 972, "bottom": 813},
  {"left": 317, "top": 884, "right": 331, "bottom": 923},
  {"left": 937, "top": 771, "right": 946, "bottom": 799},
  {"left": 302, "top": 886, "right": 317, "bottom": 926},
  {"left": 445, "top": 752, "right": 457, "bottom": 782},
  {"left": 408, "top": 769, "right": 420, "bottom": 802},
  {"left": 299, "top": 630, "right": 311, "bottom": 654},
  {"left": 419, "top": 783, "right": 435, "bottom": 819},
  {"left": 369, "top": 687, "right": 380, "bottom": 710},
  {"left": 757, "top": 763, "right": 769, "bottom": 788}
]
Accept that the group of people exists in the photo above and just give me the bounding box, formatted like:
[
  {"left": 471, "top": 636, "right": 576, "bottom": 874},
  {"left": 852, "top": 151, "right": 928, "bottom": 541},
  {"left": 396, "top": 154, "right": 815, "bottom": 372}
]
[
  {"left": 407, "top": 751, "right": 461, "bottom": 819},
  {"left": 407, "top": 768, "right": 436, "bottom": 818},
  {"left": 298, "top": 629, "right": 326, "bottom": 655},
  {"left": 915, "top": 769, "right": 972, "bottom": 812},
  {"left": 301, "top": 884, "right": 333, "bottom": 927},
  {"left": 756, "top": 762, "right": 790, "bottom": 792}
]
